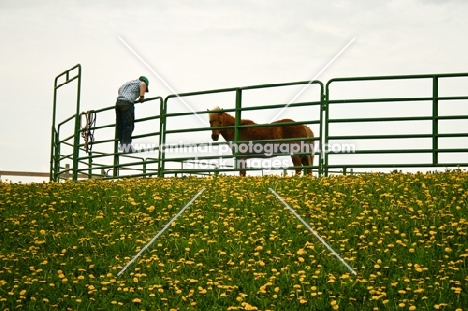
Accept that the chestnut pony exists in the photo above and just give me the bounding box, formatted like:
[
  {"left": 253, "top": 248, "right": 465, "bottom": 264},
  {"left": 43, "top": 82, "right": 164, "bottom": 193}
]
[{"left": 208, "top": 106, "right": 314, "bottom": 176}]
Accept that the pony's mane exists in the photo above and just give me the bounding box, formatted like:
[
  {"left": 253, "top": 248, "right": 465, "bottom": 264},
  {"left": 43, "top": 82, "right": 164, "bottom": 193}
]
[{"left": 209, "top": 106, "right": 256, "bottom": 124}]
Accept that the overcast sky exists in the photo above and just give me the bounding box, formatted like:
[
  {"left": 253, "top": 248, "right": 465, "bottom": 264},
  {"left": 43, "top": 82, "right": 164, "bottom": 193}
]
[{"left": 1, "top": 0, "right": 467, "bottom": 182}]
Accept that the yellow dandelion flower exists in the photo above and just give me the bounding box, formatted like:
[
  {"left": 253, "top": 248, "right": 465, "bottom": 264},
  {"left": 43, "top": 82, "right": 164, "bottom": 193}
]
[
  {"left": 297, "top": 248, "right": 307, "bottom": 255},
  {"left": 242, "top": 302, "right": 258, "bottom": 310}
]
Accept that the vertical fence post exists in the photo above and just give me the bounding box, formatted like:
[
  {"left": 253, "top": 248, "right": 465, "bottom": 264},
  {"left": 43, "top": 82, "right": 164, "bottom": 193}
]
[
  {"left": 319, "top": 84, "right": 327, "bottom": 177},
  {"left": 234, "top": 88, "right": 242, "bottom": 172},
  {"left": 113, "top": 126, "right": 119, "bottom": 178},
  {"left": 50, "top": 84, "right": 59, "bottom": 182},
  {"left": 432, "top": 76, "right": 439, "bottom": 166},
  {"left": 323, "top": 83, "right": 331, "bottom": 176},
  {"left": 88, "top": 153, "right": 93, "bottom": 179},
  {"left": 158, "top": 98, "right": 165, "bottom": 177},
  {"left": 53, "top": 131, "right": 60, "bottom": 181},
  {"left": 72, "top": 65, "right": 82, "bottom": 181},
  {"left": 159, "top": 98, "right": 168, "bottom": 177}
]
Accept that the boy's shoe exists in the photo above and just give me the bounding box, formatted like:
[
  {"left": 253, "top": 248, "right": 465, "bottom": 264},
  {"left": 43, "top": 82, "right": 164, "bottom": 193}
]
[{"left": 119, "top": 143, "right": 135, "bottom": 153}]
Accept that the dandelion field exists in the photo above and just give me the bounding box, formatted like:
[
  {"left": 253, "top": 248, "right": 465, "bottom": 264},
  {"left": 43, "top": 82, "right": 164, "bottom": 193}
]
[{"left": 1, "top": 171, "right": 467, "bottom": 310}]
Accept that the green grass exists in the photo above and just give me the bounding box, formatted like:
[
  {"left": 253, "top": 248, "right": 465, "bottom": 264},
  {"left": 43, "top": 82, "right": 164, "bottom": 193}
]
[{"left": 0, "top": 171, "right": 467, "bottom": 310}]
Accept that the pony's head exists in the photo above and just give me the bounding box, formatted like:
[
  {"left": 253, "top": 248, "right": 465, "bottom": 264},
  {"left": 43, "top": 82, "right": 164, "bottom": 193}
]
[{"left": 208, "top": 106, "right": 223, "bottom": 141}]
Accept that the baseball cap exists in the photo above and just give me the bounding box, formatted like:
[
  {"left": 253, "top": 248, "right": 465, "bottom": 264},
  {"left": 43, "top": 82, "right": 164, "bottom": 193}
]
[{"left": 139, "top": 76, "right": 149, "bottom": 92}]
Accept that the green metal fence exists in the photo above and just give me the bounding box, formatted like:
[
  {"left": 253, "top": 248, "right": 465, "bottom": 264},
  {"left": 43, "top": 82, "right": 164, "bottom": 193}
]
[
  {"left": 159, "top": 81, "right": 323, "bottom": 177},
  {"left": 324, "top": 73, "right": 468, "bottom": 175},
  {"left": 50, "top": 64, "right": 164, "bottom": 182},
  {"left": 50, "top": 64, "right": 82, "bottom": 181},
  {"left": 75, "top": 96, "right": 163, "bottom": 180},
  {"left": 50, "top": 65, "right": 468, "bottom": 181}
]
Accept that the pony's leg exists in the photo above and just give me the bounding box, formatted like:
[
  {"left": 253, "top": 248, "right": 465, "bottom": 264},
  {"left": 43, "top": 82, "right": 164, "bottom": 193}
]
[
  {"left": 237, "top": 158, "right": 248, "bottom": 177},
  {"left": 301, "top": 154, "right": 314, "bottom": 176},
  {"left": 308, "top": 154, "right": 314, "bottom": 176},
  {"left": 291, "top": 155, "right": 303, "bottom": 176}
]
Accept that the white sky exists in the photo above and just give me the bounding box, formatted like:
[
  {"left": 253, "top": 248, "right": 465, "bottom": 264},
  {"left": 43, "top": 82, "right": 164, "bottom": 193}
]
[{"left": 1, "top": 0, "right": 468, "bottom": 182}]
